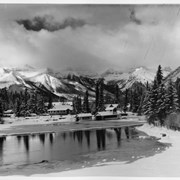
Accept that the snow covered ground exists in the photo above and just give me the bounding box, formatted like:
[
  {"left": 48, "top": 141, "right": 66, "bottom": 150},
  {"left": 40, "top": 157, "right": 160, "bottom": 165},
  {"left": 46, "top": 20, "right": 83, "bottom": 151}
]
[
  {"left": 0, "top": 115, "right": 76, "bottom": 132},
  {"left": 32, "top": 123, "right": 180, "bottom": 177}
]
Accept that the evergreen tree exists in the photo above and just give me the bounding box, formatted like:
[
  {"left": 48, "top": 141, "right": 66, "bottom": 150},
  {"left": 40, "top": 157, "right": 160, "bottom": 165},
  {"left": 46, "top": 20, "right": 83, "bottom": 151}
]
[
  {"left": 137, "top": 93, "right": 145, "bottom": 115},
  {"left": 115, "top": 84, "right": 119, "bottom": 104},
  {"left": 156, "top": 83, "right": 167, "bottom": 125},
  {"left": 132, "top": 90, "right": 140, "bottom": 113},
  {"left": 98, "top": 79, "right": 104, "bottom": 111},
  {"left": 48, "top": 95, "right": 53, "bottom": 109},
  {"left": 27, "top": 93, "right": 37, "bottom": 114},
  {"left": 0, "top": 100, "right": 3, "bottom": 123},
  {"left": 73, "top": 96, "right": 82, "bottom": 114},
  {"left": 155, "top": 65, "right": 163, "bottom": 86},
  {"left": 15, "top": 98, "right": 21, "bottom": 117},
  {"left": 123, "top": 89, "right": 128, "bottom": 112},
  {"left": 36, "top": 94, "right": 46, "bottom": 114},
  {"left": 72, "top": 96, "right": 77, "bottom": 114},
  {"left": 83, "top": 90, "right": 90, "bottom": 113},
  {"left": 165, "top": 80, "right": 179, "bottom": 114},
  {"left": 144, "top": 79, "right": 159, "bottom": 124},
  {"left": 78, "top": 96, "right": 82, "bottom": 113},
  {"left": 95, "top": 82, "right": 99, "bottom": 110},
  {"left": 175, "top": 78, "right": 180, "bottom": 107}
]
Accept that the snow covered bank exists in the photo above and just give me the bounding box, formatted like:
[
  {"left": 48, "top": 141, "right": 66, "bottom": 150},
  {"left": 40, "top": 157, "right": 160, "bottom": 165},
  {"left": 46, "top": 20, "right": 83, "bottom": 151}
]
[{"left": 33, "top": 124, "right": 180, "bottom": 177}]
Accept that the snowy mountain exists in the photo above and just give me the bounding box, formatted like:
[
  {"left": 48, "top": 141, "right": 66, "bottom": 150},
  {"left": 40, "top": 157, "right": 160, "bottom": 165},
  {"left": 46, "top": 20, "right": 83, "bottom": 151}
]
[
  {"left": 0, "top": 65, "right": 173, "bottom": 99},
  {"left": 163, "top": 66, "right": 180, "bottom": 83},
  {"left": 102, "top": 66, "right": 172, "bottom": 90},
  {"left": 0, "top": 66, "right": 98, "bottom": 99}
]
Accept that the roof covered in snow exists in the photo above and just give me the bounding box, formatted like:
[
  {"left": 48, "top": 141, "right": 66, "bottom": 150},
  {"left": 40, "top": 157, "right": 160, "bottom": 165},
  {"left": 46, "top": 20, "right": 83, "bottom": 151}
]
[
  {"left": 4, "top": 109, "right": 13, "bottom": 114},
  {"left": 96, "top": 111, "right": 116, "bottom": 116},
  {"left": 48, "top": 102, "right": 73, "bottom": 111},
  {"left": 105, "top": 104, "right": 119, "bottom": 111},
  {"left": 77, "top": 113, "right": 92, "bottom": 117}
]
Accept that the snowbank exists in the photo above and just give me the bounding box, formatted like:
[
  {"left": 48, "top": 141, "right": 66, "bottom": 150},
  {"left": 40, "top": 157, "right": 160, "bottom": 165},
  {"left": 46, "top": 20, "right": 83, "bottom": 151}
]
[
  {"left": 0, "top": 115, "right": 76, "bottom": 133},
  {"left": 33, "top": 123, "right": 180, "bottom": 177}
]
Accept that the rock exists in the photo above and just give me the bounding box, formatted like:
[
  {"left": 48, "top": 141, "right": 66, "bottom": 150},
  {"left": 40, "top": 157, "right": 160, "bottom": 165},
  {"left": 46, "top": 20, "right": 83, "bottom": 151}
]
[
  {"left": 161, "top": 133, "right": 166, "bottom": 137},
  {"left": 40, "top": 160, "right": 49, "bottom": 163}
]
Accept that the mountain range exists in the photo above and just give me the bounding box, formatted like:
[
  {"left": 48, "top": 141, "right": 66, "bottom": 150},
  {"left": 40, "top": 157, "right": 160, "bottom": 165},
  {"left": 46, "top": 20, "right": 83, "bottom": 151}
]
[{"left": 0, "top": 65, "right": 177, "bottom": 100}]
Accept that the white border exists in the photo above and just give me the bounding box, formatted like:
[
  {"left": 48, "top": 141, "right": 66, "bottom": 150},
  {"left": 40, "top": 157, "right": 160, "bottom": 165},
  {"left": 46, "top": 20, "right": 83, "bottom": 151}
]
[{"left": 0, "top": 0, "right": 180, "bottom": 4}]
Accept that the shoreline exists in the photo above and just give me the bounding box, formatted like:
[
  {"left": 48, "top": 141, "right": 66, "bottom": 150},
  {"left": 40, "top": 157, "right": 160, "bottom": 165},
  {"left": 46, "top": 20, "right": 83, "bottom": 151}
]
[
  {"left": 32, "top": 123, "right": 180, "bottom": 177},
  {"left": 0, "top": 115, "right": 145, "bottom": 136},
  {"left": 0, "top": 124, "right": 165, "bottom": 176}
]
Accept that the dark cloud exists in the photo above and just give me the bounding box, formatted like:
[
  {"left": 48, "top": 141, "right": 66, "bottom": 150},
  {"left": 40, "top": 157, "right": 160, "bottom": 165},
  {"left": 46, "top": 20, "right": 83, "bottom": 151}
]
[
  {"left": 129, "top": 8, "right": 142, "bottom": 25},
  {"left": 16, "top": 15, "right": 87, "bottom": 32}
]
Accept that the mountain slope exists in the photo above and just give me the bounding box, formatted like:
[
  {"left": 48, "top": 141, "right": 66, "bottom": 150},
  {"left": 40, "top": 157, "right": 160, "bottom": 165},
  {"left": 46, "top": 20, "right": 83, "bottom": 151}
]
[
  {"left": 0, "top": 65, "right": 173, "bottom": 100},
  {"left": 102, "top": 66, "right": 171, "bottom": 90},
  {"left": 164, "top": 66, "right": 180, "bottom": 83}
]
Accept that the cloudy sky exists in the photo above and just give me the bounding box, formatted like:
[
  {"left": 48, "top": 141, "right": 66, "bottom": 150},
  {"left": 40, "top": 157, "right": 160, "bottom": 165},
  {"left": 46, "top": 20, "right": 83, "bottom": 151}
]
[{"left": 0, "top": 4, "right": 180, "bottom": 72}]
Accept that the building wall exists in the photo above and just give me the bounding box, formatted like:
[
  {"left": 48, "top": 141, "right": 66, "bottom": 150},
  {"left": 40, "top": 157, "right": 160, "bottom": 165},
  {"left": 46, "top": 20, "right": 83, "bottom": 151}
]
[
  {"left": 79, "top": 116, "right": 92, "bottom": 121},
  {"left": 96, "top": 114, "right": 118, "bottom": 121},
  {"left": 49, "top": 109, "right": 72, "bottom": 115}
]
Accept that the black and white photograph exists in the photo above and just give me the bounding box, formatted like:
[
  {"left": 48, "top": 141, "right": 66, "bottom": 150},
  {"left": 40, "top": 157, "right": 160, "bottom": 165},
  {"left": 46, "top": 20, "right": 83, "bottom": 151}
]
[{"left": 0, "top": 1, "right": 180, "bottom": 177}]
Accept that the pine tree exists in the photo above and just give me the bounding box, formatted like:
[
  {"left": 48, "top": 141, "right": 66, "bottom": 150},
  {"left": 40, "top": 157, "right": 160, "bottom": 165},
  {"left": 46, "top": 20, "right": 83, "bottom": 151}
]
[
  {"left": 15, "top": 98, "right": 21, "bottom": 117},
  {"left": 123, "top": 89, "right": 128, "bottom": 113},
  {"left": 137, "top": 93, "right": 145, "bottom": 115},
  {"left": 95, "top": 82, "right": 99, "bottom": 110},
  {"left": 175, "top": 78, "right": 180, "bottom": 107},
  {"left": 143, "top": 65, "right": 165, "bottom": 124},
  {"left": 0, "top": 100, "right": 3, "bottom": 123},
  {"left": 156, "top": 83, "right": 167, "bottom": 125},
  {"left": 115, "top": 84, "right": 119, "bottom": 104},
  {"left": 155, "top": 65, "right": 163, "bottom": 86},
  {"left": 36, "top": 94, "right": 46, "bottom": 114},
  {"left": 144, "top": 79, "right": 159, "bottom": 124},
  {"left": 78, "top": 96, "right": 82, "bottom": 113},
  {"left": 72, "top": 96, "right": 77, "bottom": 114},
  {"left": 83, "top": 90, "right": 90, "bottom": 113},
  {"left": 165, "top": 80, "right": 179, "bottom": 114},
  {"left": 27, "top": 93, "right": 37, "bottom": 114},
  {"left": 48, "top": 95, "right": 53, "bottom": 109},
  {"left": 132, "top": 90, "right": 140, "bottom": 113},
  {"left": 98, "top": 79, "right": 104, "bottom": 111}
]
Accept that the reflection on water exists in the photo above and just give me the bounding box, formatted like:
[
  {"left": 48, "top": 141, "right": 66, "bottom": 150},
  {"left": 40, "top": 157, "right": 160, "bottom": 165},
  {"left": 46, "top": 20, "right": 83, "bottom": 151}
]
[
  {"left": 39, "top": 134, "right": 45, "bottom": 146},
  {"left": 49, "top": 133, "right": 54, "bottom": 145},
  {"left": 114, "top": 128, "right": 122, "bottom": 147},
  {"left": 0, "top": 137, "right": 5, "bottom": 162},
  {"left": 23, "top": 136, "right": 29, "bottom": 152},
  {"left": 96, "top": 129, "right": 106, "bottom": 150},
  {"left": 0, "top": 127, "right": 155, "bottom": 166}
]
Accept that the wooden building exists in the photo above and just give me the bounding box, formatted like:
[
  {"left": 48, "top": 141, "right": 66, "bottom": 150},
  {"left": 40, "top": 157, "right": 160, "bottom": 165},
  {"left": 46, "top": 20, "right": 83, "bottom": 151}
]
[
  {"left": 95, "top": 111, "right": 120, "bottom": 121},
  {"left": 77, "top": 113, "right": 93, "bottom": 121}
]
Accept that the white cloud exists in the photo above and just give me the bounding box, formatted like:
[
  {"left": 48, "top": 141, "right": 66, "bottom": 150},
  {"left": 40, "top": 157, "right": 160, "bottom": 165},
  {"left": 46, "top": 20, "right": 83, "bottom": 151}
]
[{"left": 0, "top": 5, "right": 180, "bottom": 72}]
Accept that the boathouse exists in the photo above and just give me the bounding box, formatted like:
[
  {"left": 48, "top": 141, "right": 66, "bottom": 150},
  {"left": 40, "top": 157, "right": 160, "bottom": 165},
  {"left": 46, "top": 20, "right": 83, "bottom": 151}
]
[
  {"left": 48, "top": 102, "right": 73, "bottom": 115},
  {"left": 77, "top": 113, "right": 93, "bottom": 121},
  {"left": 95, "top": 111, "right": 119, "bottom": 121}
]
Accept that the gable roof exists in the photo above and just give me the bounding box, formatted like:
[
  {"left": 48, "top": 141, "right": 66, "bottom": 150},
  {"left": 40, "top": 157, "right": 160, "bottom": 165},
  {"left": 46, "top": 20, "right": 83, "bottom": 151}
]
[{"left": 105, "top": 104, "right": 119, "bottom": 111}]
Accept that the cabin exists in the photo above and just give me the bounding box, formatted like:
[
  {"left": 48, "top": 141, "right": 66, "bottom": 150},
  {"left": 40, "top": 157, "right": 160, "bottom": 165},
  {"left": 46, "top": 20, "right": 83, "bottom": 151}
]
[
  {"left": 95, "top": 111, "right": 120, "bottom": 121},
  {"left": 105, "top": 104, "right": 119, "bottom": 113},
  {"left": 48, "top": 102, "right": 73, "bottom": 115},
  {"left": 77, "top": 113, "right": 93, "bottom": 121}
]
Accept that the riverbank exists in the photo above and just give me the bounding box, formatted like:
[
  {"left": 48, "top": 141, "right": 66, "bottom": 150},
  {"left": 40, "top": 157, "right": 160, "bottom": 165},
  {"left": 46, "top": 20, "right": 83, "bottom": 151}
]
[
  {"left": 0, "top": 122, "right": 165, "bottom": 177},
  {"left": 0, "top": 114, "right": 145, "bottom": 136},
  {"left": 32, "top": 123, "right": 180, "bottom": 177}
]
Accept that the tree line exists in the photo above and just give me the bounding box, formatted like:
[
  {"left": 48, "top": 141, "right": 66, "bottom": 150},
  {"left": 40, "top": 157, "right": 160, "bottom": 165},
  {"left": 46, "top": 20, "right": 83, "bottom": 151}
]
[
  {"left": 0, "top": 88, "right": 52, "bottom": 119},
  {"left": 142, "top": 65, "right": 180, "bottom": 126}
]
